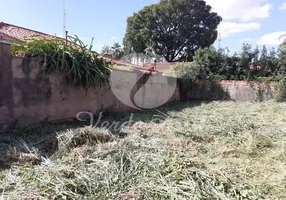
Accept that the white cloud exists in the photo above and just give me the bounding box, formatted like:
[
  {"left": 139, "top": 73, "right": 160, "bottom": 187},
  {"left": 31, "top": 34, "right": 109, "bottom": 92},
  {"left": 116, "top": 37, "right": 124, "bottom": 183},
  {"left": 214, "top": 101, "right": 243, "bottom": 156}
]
[
  {"left": 257, "top": 31, "right": 286, "bottom": 45},
  {"left": 220, "top": 22, "right": 261, "bottom": 38},
  {"left": 111, "top": 36, "right": 117, "bottom": 40},
  {"left": 205, "top": 0, "right": 272, "bottom": 22},
  {"left": 279, "top": 2, "right": 286, "bottom": 10},
  {"left": 103, "top": 33, "right": 108, "bottom": 36}
]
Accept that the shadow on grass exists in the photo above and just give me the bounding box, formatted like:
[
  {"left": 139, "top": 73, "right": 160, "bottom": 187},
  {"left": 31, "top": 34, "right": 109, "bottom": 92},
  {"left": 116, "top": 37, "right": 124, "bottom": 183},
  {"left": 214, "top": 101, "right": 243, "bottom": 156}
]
[
  {"left": 0, "top": 100, "right": 203, "bottom": 170},
  {"left": 0, "top": 121, "right": 86, "bottom": 169}
]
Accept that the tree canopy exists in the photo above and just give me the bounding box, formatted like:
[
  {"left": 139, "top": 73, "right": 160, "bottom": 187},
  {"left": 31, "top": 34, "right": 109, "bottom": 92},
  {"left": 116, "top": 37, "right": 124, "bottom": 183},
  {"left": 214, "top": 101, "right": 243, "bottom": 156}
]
[
  {"left": 101, "top": 43, "right": 124, "bottom": 60},
  {"left": 278, "top": 36, "right": 286, "bottom": 72},
  {"left": 123, "top": 0, "right": 222, "bottom": 62}
]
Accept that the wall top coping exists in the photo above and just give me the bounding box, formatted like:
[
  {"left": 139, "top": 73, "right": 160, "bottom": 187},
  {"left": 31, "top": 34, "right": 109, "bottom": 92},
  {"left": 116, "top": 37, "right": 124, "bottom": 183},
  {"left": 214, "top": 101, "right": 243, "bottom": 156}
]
[
  {"left": 0, "top": 40, "right": 12, "bottom": 45},
  {"left": 0, "top": 39, "right": 12, "bottom": 44}
]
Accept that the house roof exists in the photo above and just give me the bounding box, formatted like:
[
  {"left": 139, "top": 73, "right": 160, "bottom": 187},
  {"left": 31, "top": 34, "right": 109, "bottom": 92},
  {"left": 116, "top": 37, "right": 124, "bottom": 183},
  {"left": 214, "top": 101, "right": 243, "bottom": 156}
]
[
  {"left": 0, "top": 22, "right": 139, "bottom": 68},
  {"left": 0, "top": 22, "right": 62, "bottom": 42},
  {"left": 0, "top": 32, "right": 18, "bottom": 42}
]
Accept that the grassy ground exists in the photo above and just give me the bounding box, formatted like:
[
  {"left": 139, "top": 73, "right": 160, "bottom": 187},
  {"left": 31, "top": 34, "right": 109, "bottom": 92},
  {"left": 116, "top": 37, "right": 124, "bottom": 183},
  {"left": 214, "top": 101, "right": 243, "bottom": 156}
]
[{"left": 1, "top": 101, "right": 286, "bottom": 200}]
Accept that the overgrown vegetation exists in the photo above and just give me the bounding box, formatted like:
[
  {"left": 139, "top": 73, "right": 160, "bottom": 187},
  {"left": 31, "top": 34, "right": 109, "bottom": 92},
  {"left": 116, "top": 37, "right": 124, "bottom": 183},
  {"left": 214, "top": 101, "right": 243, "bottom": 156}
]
[
  {"left": 163, "top": 62, "right": 200, "bottom": 80},
  {"left": 164, "top": 42, "right": 286, "bottom": 80},
  {"left": 274, "top": 77, "right": 286, "bottom": 102},
  {"left": 11, "top": 36, "right": 111, "bottom": 90},
  {"left": 163, "top": 62, "right": 200, "bottom": 91},
  {"left": 1, "top": 101, "right": 286, "bottom": 199},
  {"left": 163, "top": 42, "right": 286, "bottom": 101},
  {"left": 192, "top": 44, "right": 281, "bottom": 81}
]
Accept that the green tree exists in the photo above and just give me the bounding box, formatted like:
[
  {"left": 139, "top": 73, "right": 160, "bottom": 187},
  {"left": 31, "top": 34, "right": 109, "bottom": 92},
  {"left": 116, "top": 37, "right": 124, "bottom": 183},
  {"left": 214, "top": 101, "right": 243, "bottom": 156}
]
[
  {"left": 262, "top": 47, "right": 279, "bottom": 74},
  {"left": 123, "top": 0, "right": 222, "bottom": 62},
  {"left": 101, "top": 45, "right": 113, "bottom": 58},
  {"left": 101, "top": 43, "right": 124, "bottom": 59},
  {"left": 111, "top": 43, "right": 124, "bottom": 59},
  {"left": 252, "top": 46, "right": 260, "bottom": 65},
  {"left": 259, "top": 46, "right": 268, "bottom": 67},
  {"left": 192, "top": 46, "right": 223, "bottom": 79},
  {"left": 278, "top": 36, "right": 286, "bottom": 74}
]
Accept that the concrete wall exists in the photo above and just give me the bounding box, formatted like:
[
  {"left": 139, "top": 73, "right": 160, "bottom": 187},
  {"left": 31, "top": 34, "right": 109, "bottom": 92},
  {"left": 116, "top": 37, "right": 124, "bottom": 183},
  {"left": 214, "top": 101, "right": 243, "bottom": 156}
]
[
  {"left": 10, "top": 59, "right": 179, "bottom": 129},
  {"left": 11, "top": 56, "right": 115, "bottom": 128},
  {"left": 187, "top": 80, "right": 274, "bottom": 102},
  {"left": 0, "top": 42, "right": 276, "bottom": 132},
  {"left": 0, "top": 42, "right": 14, "bottom": 131}
]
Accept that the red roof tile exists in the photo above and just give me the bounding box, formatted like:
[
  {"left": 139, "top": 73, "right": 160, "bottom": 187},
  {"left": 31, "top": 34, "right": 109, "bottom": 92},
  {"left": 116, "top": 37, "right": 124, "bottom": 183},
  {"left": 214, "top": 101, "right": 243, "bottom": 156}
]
[
  {"left": 0, "top": 22, "right": 62, "bottom": 42},
  {"left": 0, "top": 22, "right": 138, "bottom": 68},
  {"left": 0, "top": 32, "right": 19, "bottom": 42}
]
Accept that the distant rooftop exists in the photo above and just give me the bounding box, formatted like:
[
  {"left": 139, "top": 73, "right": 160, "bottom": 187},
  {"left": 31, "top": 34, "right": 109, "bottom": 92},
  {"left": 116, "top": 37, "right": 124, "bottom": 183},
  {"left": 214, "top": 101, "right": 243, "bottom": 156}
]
[
  {"left": 0, "top": 22, "right": 141, "bottom": 68},
  {"left": 0, "top": 22, "right": 63, "bottom": 42}
]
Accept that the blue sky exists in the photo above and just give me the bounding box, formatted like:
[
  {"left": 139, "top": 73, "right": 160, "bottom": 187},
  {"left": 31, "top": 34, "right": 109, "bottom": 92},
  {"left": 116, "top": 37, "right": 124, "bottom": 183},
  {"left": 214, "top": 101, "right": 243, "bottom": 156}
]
[{"left": 1, "top": 0, "right": 286, "bottom": 53}]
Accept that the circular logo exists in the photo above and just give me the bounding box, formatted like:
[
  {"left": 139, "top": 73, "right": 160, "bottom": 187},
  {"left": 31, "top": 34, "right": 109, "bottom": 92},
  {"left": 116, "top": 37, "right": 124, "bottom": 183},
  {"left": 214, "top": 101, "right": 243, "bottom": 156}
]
[{"left": 110, "top": 53, "right": 177, "bottom": 110}]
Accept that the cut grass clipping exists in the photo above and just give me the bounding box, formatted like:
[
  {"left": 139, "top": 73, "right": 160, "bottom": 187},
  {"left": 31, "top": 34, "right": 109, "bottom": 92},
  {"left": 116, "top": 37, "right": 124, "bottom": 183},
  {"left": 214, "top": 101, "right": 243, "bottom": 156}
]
[{"left": 1, "top": 101, "right": 286, "bottom": 199}]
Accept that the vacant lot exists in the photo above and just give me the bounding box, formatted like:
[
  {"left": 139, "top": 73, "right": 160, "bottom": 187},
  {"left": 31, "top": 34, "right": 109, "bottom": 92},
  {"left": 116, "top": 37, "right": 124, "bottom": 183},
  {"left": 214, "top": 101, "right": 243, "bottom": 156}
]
[{"left": 1, "top": 101, "right": 286, "bottom": 200}]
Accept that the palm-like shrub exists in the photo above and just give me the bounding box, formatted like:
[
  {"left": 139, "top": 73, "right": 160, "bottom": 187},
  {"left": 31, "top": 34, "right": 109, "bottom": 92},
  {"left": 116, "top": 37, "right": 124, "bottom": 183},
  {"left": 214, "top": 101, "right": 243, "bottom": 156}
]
[{"left": 11, "top": 35, "right": 111, "bottom": 90}]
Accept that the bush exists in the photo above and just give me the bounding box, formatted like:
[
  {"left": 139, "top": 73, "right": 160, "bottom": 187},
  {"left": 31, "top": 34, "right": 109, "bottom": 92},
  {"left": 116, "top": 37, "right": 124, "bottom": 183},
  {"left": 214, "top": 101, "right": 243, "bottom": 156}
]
[
  {"left": 192, "top": 46, "right": 224, "bottom": 80},
  {"left": 274, "top": 77, "right": 286, "bottom": 102},
  {"left": 163, "top": 62, "right": 201, "bottom": 80},
  {"left": 192, "top": 45, "right": 281, "bottom": 81},
  {"left": 163, "top": 62, "right": 203, "bottom": 96}
]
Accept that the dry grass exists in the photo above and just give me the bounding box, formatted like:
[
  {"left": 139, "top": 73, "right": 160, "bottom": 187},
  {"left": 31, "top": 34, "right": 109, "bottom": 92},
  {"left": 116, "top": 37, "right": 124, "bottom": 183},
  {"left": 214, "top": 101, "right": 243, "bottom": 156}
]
[{"left": 1, "top": 101, "right": 286, "bottom": 199}]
